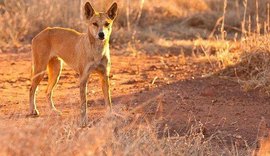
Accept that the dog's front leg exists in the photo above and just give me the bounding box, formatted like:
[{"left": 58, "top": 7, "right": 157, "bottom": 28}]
[
  {"left": 79, "top": 73, "right": 89, "bottom": 127},
  {"left": 101, "top": 74, "right": 112, "bottom": 111}
]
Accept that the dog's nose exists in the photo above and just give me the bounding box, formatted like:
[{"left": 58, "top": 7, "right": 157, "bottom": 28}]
[{"left": 98, "top": 32, "right": 105, "bottom": 40}]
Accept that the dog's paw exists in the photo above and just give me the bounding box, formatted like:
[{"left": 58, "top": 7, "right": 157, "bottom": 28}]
[
  {"left": 106, "top": 106, "right": 113, "bottom": 113},
  {"left": 80, "top": 117, "right": 88, "bottom": 128},
  {"left": 50, "top": 109, "right": 62, "bottom": 116},
  {"left": 26, "top": 109, "right": 40, "bottom": 118}
]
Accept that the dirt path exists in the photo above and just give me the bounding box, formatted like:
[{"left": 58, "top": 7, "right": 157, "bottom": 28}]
[{"left": 0, "top": 51, "right": 269, "bottom": 146}]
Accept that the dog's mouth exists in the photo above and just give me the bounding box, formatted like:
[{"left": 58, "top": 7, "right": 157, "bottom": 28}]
[{"left": 98, "top": 37, "right": 105, "bottom": 41}]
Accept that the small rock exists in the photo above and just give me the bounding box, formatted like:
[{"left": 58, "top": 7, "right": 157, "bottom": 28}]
[
  {"left": 123, "top": 79, "right": 137, "bottom": 85},
  {"left": 149, "top": 65, "right": 158, "bottom": 71},
  {"left": 200, "top": 87, "right": 215, "bottom": 97},
  {"left": 233, "top": 134, "right": 242, "bottom": 139}
]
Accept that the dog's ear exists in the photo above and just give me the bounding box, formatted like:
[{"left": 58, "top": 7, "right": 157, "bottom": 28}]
[
  {"left": 84, "top": 2, "right": 95, "bottom": 20},
  {"left": 107, "top": 2, "right": 118, "bottom": 20}
]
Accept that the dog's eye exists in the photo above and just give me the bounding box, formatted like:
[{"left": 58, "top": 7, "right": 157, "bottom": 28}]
[
  {"left": 104, "top": 22, "right": 110, "bottom": 27},
  {"left": 93, "top": 22, "right": 98, "bottom": 27}
]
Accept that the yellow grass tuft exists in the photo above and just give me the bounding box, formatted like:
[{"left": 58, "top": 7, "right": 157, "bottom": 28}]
[{"left": 222, "top": 34, "right": 270, "bottom": 94}]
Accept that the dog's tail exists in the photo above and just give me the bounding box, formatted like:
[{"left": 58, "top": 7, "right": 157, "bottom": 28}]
[
  {"left": 30, "top": 45, "right": 34, "bottom": 80},
  {"left": 30, "top": 37, "right": 47, "bottom": 82},
  {"left": 30, "top": 53, "right": 32, "bottom": 81},
  {"left": 29, "top": 50, "right": 45, "bottom": 81}
]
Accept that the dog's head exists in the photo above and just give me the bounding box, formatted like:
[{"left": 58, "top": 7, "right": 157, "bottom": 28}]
[{"left": 84, "top": 2, "right": 118, "bottom": 41}]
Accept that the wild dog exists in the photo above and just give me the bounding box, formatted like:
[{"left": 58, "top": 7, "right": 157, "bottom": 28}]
[{"left": 29, "top": 2, "right": 118, "bottom": 126}]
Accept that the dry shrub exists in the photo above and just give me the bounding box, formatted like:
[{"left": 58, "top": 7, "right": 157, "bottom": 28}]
[
  {"left": 237, "top": 35, "right": 270, "bottom": 92},
  {"left": 0, "top": 1, "right": 30, "bottom": 47},
  {"left": 0, "top": 0, "right": 82, "bottom": 47},
  {"left": 217, "top": 34, "right": 270, "bottom": 93},
  {"left": 200, "top": 0, "right": 270, "bottom": 94}
]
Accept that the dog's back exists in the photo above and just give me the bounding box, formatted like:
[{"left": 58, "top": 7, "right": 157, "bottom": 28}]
[
  {"left": 32, "top": 27, "right": 83, "bottom": 71},
  {"left": 32, "top": 27, "right": 82, "bottom": 54}
]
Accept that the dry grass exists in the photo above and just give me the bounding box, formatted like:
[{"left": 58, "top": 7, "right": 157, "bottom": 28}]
[
  {"left": 240, "top": 37, "right": 270, "bottom": 93},
  {"left": 0, "top": 108, "right": 251, "bottom": 156},
  {"left": 209, "top": 0, "right": 270, "bottom": 93},
  {"left": 216, "top": 34, "right": 270, "bottom": 94},
  {"left": 0, "top": 0, "right": 82, "bottom": 48},
  {"left": 0, "top": 0, "right": 243, "bottom": 48}
]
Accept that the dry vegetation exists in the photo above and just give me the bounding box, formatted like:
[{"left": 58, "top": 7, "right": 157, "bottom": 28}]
[
  {"left": 1, "top": 0, "right": 270, "bottom": 155},
  {"left": 0, "top": 110, "right": 251, "bottom": 155}
]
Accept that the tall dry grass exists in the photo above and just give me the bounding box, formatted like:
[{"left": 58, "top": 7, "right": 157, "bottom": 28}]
[
  {"left": 1, "top": 0, "right": 269, "bottom": 51},
  {"left": 205, "top": 0, "right": 270, "bottom": 95},
  {"left": 0, "top": 0, "right": 217, "bottom": 48},
  {"left": 1, "top": 0, "right": 270, "bottom": 47}
]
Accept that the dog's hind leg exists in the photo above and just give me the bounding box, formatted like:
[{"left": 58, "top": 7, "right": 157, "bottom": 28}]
[{"left": 46, "top": 57, "right": 62, "bottom": 115}]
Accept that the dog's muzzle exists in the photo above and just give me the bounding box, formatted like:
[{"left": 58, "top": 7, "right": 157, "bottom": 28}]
[{"left": 98, "top": 32, "right": 105, "bottom": 40}]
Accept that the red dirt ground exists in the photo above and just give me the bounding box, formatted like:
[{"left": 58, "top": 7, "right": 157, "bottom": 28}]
[{"left": 0, "top": 50, "right": 269, "bottom": 147}]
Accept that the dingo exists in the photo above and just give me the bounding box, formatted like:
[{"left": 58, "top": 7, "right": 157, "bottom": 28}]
[{"left": 29, "top": 2, "right": 118, "bottom": 126}]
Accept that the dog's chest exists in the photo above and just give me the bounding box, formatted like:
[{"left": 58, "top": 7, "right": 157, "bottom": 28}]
[
  {"left": 86, "top": 43, "right": 107, "bottom": 67},
  {"left": 92, "top": 44, "right": 105, "bottom": 63},
  {"left": 75, "top": 35, "right": 110, "bottom": 74}
]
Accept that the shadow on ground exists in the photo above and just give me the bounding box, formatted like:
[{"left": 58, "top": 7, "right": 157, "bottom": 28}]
[{"left": 92, "top": 74, "right": 269, "bottom": 146}]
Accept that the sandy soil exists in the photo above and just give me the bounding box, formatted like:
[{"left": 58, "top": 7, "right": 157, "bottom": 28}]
[{"left": 0, "top": 50, "right": 269, "bottom": 147}]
